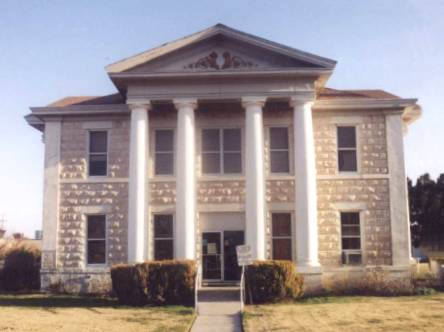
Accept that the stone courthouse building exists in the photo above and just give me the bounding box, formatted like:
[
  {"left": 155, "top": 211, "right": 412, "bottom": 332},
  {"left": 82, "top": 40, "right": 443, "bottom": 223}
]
[{"left": 26, "top": 24, "right": 421, "bottom": 292}]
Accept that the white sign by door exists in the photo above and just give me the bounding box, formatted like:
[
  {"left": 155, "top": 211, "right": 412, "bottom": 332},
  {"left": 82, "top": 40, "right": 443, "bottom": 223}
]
[{"left": 236, "top": 244, "right": 253, "bottom": 266}]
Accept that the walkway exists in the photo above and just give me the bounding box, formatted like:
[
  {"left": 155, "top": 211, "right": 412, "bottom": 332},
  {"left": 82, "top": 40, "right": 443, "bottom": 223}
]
[{"left": 191, "top": 287, "right": 242, "bottom": 332}]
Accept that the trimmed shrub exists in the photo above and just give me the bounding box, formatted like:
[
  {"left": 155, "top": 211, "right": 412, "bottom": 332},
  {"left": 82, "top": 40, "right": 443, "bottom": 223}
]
[
  {"left": 147, "top": 260, "right": 196, "bottom": 306},
  {"left": 110, "top": 263, "right": 149, "bottom": 306},
  {"left": 110, "top": 260, "right": 196, "bottom": 306},
  {"left": 2, "top": 245, "right": 41, "bottom": 291},
  {"left": 244, "top": 260, "right": 304, "bottom": 304}
]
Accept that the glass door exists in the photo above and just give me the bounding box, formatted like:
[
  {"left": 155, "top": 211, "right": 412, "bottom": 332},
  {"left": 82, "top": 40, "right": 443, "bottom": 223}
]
[
  {"left": 202, "top": 232, "right": 222, "bottom": 280},
  {"left": 223, "top": 231, "right": 244, "bottom": 281}
]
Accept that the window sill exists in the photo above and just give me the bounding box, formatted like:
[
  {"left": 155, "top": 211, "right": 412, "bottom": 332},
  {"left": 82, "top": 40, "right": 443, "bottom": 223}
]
[{"left": 199, "top": 175, "right": 244, "bottom": 181}]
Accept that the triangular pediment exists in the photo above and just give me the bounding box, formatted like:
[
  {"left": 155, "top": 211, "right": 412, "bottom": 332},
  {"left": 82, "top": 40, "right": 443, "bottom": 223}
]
[{"left": 106, "top": 24, "right": 336, "bottom": 74}]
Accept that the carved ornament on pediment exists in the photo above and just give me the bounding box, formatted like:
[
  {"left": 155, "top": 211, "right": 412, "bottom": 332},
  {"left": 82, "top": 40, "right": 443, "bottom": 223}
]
[{"left": 184, "top": 51, "right": 258, "bottom": 70}]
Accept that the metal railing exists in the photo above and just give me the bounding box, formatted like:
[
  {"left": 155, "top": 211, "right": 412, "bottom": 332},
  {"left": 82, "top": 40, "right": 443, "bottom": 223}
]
[{"left": 195, "top": 263, "right": 202, "bottom": 315}]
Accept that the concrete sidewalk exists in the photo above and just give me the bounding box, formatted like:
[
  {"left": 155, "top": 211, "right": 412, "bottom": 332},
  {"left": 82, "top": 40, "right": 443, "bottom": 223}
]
[{"left": 191, "top": 287, "right": 242, "bottom": 332}]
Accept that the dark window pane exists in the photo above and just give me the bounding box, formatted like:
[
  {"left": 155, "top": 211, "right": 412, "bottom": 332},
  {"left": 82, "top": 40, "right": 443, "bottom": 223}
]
[
  {"left": 154, "top": 215, "right": 173, "bottom": 238},
  {"left": 155, "top": 130, "right": 174, "bottom": 152},
  {"left": 341, "top": 226, "right": 360, "bottom": 236},
  {"left": 337, "top": 126, "right": 356, "bottom": 148},
  {"left": 88, "top": 215, "right": 106, "bottom": 239},
  {"left": 273, "top": 239, "right": 292, "bottom": 260},
  {"left": 89, "top": 154, "right": 107, "bottom": 176},
  {"left": 223, "top": 129, "right": 241, "bottom": 151},
  {"left": 270, "top": 151, "right": 289, "bottom": 173},
  {"left": 342, "top": 252, "right": 362, "bottom": 265},
  {"left": 202, "top": 129, "right": 220, "bottom": 151},
  {"left": 342, "top": 237, "right": 361, "bottom": 250},
  {"left": 89, "top": 131, "right": 107, "bottom": 153},
  {"left": 272, "top": 213, "right": 291, "bottom": 236},
  {"left": 155, "top": 153, "right": 174, "bottom": 175},
  {"left": 341, "top": 212, "right": 360, "bottom": 225},
  {"left": 154, "top": 240, "right": 173, "bottom": 260},
  {"left": 223, "top": 152, "right": 242, "bottom": 173},
  {"left": 202, "top": 153, "right": 220, "bottom": 174},
  {"left": 87, "top": 240, "right": 106, "bottom": 264},
  {"left": 338, "top": 150, "right": 357, "bottom": 172},
  {"left": 270, "top": 128, "right": 289, "bottom": 150}
]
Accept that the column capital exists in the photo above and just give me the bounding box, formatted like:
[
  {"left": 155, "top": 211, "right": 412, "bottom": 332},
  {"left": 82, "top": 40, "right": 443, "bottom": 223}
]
[
  {"left": 289, "top": 92, "right": 316, "bottom": 108},
  {"left": 127, "top": 99, "right": 152, "bottom": 111},
  {"left": 173, "top": 98, "right": 198, "bottom": 110},
  {"left": 241, "top": 96, "right": 267, "bottom": 109}
]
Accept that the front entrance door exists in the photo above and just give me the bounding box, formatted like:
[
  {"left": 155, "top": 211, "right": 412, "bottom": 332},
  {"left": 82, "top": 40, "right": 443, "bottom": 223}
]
[
  {"left": 202, "top": 232, "right": 222, "bottom": 280},
  {"left": 223, "top": 231, "right": 244, "bottom": 281},
  {"left": 202, "top": 231, "right": 244, "bottom": 281}
]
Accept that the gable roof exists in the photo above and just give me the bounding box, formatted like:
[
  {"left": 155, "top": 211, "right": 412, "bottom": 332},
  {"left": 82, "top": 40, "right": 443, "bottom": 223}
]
[
  {"left": 318, "top": 87, "right": 400, "bottom": 100},
  {"left": 105, "top": 24, "right": 337, "bottom": 74}
]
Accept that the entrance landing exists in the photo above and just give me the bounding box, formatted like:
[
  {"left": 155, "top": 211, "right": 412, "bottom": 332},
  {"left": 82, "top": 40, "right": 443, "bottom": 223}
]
[{"left": 191, "top": 287, "right": 242, "bottom": 332}]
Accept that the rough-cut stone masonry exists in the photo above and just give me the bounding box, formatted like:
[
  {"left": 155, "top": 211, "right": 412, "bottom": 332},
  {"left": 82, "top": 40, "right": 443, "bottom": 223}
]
[
  {"left": 317, "top": 178, "right": 391, "bottom": 266},
  {"left": 266, "top": 180, "right": 295, "bottom": 203},
  {"left": 313, "top": 114, "right": 388, "bottom": 176},
  {"left": 150, "top": 181, "right": 176, "bottom": 205},
  {"left": 58, "top": 182, "right": 128, "bottom": 269},
  {"left": 60, "top": 119, "right": 130, "bottom": 179},
  {"left": 197, "top": 180, "right": 245, "bottom": 204}
]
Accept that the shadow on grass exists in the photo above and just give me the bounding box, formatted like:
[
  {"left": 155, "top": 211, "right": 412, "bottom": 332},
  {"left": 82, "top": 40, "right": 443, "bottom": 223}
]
[{"left": 0, "top": 294, "right": 118, "bottom": 308}]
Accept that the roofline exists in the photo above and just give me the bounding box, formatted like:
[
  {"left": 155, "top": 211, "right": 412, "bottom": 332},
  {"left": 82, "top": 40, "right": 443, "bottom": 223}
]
[
  {"left": 313, "top": 98, "right": 418, "bottom": 110},
  {"left": 105, "top": 24, "right": 337, "bottom": 73}
]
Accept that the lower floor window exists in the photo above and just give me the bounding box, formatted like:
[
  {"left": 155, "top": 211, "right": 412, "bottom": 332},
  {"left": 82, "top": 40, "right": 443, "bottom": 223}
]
[
  {"left": 87, "top": 215, "right": 106, "bottom": 264},
  {"left": 272, "top": 213, "right": 292, "bottom": 260},
  {"left": 341, "top": 212, "right": 362, "bottom": 265},
  {"left": 154, "top": 214, "right": 174, "bottom": 260}
]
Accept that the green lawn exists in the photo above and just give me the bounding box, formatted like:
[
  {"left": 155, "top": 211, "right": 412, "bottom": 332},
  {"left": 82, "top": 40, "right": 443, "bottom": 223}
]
[
  {"left": 244, "top": 293, "right": 444, "bottom": 331},
  {"left": 0, "top": 294, "right": 194, "bottom": 332}
]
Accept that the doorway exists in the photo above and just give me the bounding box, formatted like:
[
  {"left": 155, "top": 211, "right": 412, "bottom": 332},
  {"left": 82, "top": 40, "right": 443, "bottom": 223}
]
[{"left": 202, "top": 231, "right": 244, "bottom": 281}]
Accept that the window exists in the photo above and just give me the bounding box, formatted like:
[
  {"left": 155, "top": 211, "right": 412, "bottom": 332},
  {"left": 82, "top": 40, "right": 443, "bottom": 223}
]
[
  {"left": 88, "top": 131, "right": 108, "bottom": 176},
  {"left": 201, "top": 129, "right": 242, "bottom": 174},
  {"left": 270, "top": 127, "right": 290, "bottom": 173},
  {"left": 154, "top": 214, "right": 174, "bottom": 260},
  {"left": 337, "top": 126, "right": 357, "bottom": 172},
  {"left": 340, "top": 212, "right": 362, "bottom": 265},
  {"left": 87, "top": 215, "right": 106, "bottom": 265},
  {"left": 272, "top": 213, "right": 292, "bottom": 260},
  {"left": 155, "top": 129, "right": 174, "bottom": 175}
]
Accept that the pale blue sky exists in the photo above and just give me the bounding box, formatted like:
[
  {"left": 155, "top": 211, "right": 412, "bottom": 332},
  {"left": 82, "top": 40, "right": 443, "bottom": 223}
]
[{"left": 0, "top": 0, "right": 443, "bottom": 236}]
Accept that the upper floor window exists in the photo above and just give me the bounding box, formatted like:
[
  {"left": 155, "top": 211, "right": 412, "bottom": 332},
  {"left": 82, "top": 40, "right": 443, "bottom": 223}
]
[
  {"left": 155, "top": 129, "right": 174, "bottom": 175},
  {"left": 87, "top": 215, "right": 106, "bottom": 265},
  {"left": 154, "top": 214, "right": 174, "bottom": 260},
  {"left": 272, "top": 213, "right": 292, "bottom": 260},
  {"left": 337, "top": 126, "right": 357, "bottom": 172},
  {"left": 270, "top": 127, "right": 290, "bottom": 173},
  {"left": 201, "top": 128, "right": 242, "bottom": 174},
  {"left": 340, "top": 212, "right": 362, "bottom": 265},
  {"left": 88, "top": 131, "right": 108, "bottom": 176}
]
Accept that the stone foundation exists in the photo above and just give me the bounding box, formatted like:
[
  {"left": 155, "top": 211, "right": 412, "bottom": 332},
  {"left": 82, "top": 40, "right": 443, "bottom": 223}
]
[{"left": 41, "top": 270, "right": 111, "bottom": 294}]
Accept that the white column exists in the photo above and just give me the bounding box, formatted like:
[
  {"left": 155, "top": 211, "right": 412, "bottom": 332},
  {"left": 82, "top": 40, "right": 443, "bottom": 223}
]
[
  {"left": 291, "top": 98, "right": 320, "bottom": 270},
  {"left": 242, "top": 97, "right": 266, "bottom": 260},
  {"left": 386, "top": 113, "right": 412, "bottom": 267},
  {"left": 42, "top": 120, "right": 61, "bottom": 270},
  {"left": 174, "top": 98, "right": 198, "bottom": 260},
  {"left": 128, "top": 102, "right": 150, "bottom": 263}
]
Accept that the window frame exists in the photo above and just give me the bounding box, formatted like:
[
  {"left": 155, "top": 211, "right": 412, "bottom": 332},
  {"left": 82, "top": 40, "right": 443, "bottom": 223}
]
[
  {"left": 339, "top": 211, "right": 364, "bottom": 266},
  {"left": 269, "top": 126, "right": 291, "bottom": 174},
  {"left": 153, "top": 213, "right": 175, "bottom": 260},
  {"left": 85, "top": 214, "right": 107, "bottom": 266},
  {"left": 201, "top": 127, "right": 243, "bottom": 175},
  {"left": 154, "top": 128, "right": 176, "bottom": 176},
  {"left": 87, "top": 130, "right": 109, "bottom": 177},
  {"left": 271, "top": 212, "right": 293, "bottom": 261},
  {"left": 336, "top": 125, "right": 359, "bottom": 174}
]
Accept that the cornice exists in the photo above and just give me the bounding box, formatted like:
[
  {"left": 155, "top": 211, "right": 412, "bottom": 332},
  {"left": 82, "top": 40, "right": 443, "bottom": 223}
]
[{"left": 313, "top": 98, "right": 418, "bottom": 110}]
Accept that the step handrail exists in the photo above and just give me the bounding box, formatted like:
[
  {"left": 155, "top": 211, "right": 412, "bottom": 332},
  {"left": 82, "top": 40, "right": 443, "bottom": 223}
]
[{"left": 195, "top": 262, "right": 202, "bottom": 315}]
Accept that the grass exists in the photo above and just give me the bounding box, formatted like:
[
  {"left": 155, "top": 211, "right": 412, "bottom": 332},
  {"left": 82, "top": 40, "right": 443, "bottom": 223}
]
[
  {"left": 0, "top": 293, "right": 194, "bottom": 332},
  {"left": 243, "top": 293, "right": 444, "bottom": 331}
]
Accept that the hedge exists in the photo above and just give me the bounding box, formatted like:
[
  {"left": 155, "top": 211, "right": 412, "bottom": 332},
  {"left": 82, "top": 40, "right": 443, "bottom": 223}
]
[
  {"left": 111, "top": 260, "right": 196, "bottom": 306},
  {"left": 2, "top": 246, "right": 41, "bottom": 291},
  {"left": 244, "top": 260, "right": 303, "bottom": 303}
]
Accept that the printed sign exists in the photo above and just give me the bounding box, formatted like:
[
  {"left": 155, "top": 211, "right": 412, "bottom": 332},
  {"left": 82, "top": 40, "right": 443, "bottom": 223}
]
[
  {"left": 236, "top": 244, "right": 253, "bottom": 266},
  {"left": 207, "top": 243, "right": 217, "bottom": 255}
]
